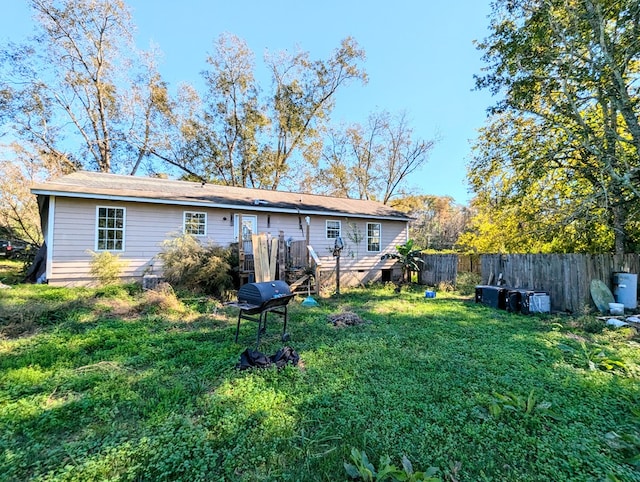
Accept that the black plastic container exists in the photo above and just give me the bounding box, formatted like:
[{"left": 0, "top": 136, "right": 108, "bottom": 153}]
[{"left": 475, "top": 285, "right": 508, "bottom": 309}]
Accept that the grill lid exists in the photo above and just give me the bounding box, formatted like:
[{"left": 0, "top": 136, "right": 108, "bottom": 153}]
[{"left": 238, "top": 281, "right": 292, "bottom": 306}]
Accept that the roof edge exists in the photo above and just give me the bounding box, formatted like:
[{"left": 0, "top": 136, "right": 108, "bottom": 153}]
[{"left": 32, "top": 188, "right": 413, "bottom": 221}]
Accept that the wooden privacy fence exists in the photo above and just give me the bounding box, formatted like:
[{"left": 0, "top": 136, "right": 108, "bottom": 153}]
[
  {"left": 481, "top": 254, "right": 640, "bottom": 313},
  {"left": 418, "top": 254, "right": 480, "bottom": 286},
  {"left": 419, "top": 253, "right": 640, "bottom": 313},
  {"left": 420, "top": 254, "right": 458, "bottom": 286}
]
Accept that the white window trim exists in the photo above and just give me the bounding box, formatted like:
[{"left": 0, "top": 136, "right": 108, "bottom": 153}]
[
  {"left": 95, "top": 205, "right": 126, "bottom": 252},
  {"left": 326, "top": 219, "right": 341, "bottom": 239},
  {"left": 366, "top": 222, "right": 381, "bottom": 252},
  {"left": 183, "top": 211, "right": 207, "bottom": 236}
]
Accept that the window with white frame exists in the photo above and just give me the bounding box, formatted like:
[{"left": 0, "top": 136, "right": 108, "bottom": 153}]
[
  {"left": 96, "top": 206, "right": 125, "bottom": 251},
  {"left": 184, "top": 211, "right": 207, "bottom": 236},
  {"left": 326, "top": 220, "right": 341, "bottom": 239},
  {"left": 367, "top": 222, "right": 381, "bottom": 252}
]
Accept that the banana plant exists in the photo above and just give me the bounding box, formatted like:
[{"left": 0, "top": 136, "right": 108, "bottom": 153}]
[{"left": 381, "top": 239, "right": 424, "bottom": 286}]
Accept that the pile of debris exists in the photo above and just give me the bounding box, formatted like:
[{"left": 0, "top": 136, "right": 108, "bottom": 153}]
[{"left": 329, "top": 311, "right": 366, "bottom": 327}]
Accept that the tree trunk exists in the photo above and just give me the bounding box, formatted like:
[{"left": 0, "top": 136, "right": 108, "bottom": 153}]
[{"left": 612, "top": 203, "right": 627, "bottom": 254}]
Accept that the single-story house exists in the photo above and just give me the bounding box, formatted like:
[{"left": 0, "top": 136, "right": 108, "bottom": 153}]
[{"left": 30, "top": 171, "right": 412, "bottom": 287}]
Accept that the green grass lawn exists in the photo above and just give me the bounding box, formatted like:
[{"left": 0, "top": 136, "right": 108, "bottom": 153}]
[{"left": 1, "top": 274, "right": 639, "bottom": 481}]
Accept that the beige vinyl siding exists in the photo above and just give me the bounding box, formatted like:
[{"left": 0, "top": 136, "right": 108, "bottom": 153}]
[
  {"left": 47, "top": 198, "right": 408, "bottom": 286},
  {"left": 311, "top": 218, "right": 406, "bottom": 263},
  {"left": 49, "top": 198, "right": 241, "bottom": 284},
  {"left": 314, "top": 219, "right": 406, "bottom": 284}
]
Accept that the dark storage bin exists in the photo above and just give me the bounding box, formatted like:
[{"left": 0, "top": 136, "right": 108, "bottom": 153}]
[
  {"left": 507, "top": 290, "right": 522, "bottom": 313},
  {"left": 475, "top": 285, "right": 508, "bottom": 309},
  {"left": 507, "top": 289, "right": 550, "bottom": 314}
]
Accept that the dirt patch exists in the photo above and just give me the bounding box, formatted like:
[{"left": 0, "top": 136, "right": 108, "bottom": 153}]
[
  {"left": 0, "top": 320, "right": 40, "bottom": 339},
  {"left": 94, "top": 298, "right": 137, "bottom": 318},
  {"left": 329, "top": 311, "right": 367, "bottom": 327}
]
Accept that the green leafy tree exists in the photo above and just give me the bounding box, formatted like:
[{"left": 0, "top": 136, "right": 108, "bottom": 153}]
[
  {"left": 462, "top": 113, "right": 617, "bottom": 253},
  {"left": 473, "top": 0, "right": 640, "bottom": 253}
]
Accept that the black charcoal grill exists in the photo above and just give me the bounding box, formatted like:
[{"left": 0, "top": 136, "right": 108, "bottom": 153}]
[{"left": 229, "top": 281, "right": 295, "bottom": 346}]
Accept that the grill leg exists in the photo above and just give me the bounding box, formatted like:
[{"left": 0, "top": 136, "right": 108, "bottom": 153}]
[
  {"left": 261, "top": 311, "right": 268, "bottom": 335},
  {"left": 256, "top": 312, "right": 267, "bottom": 347},
  {"left": 282, "top": 306, "right": 289, "bottom": 341}
]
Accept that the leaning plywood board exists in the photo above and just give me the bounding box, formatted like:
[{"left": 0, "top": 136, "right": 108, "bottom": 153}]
[
  {"left": 252, "top": 234, "right": 264, "bottom": 283},
  {"left": 269, "top": 237, "right": 278, "bottom": 281},
  {"left": 590, "top": 279, "right": 615, "bottom": 313},
  {"left": 259, "top": 235, "right": 270, "bottom": 282}
]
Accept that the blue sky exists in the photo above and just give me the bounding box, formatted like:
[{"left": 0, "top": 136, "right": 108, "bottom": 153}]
[{"left": 1, "top": 1, "right": 496, "bottom": 205}]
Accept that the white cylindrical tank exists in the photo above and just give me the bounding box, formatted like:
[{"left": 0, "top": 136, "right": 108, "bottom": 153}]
[{"left": 613, "top": 272, "right": 638, "bottom": 309}]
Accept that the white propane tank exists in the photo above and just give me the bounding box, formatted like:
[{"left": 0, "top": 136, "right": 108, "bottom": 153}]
[{"left": 613, "top": 272, "right": 638, "bottom": 309}]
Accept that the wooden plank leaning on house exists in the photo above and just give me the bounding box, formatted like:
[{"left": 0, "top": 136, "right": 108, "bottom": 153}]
[
  {"left": 269, "top": 237, "right": 278, "bottom": 281},
  {"left": 259, "top": 236, "right": 270, "bottom": 282},
  {"left": 251, "top": 233, "right": 278, "bottom": 283},
  {"left": 252, "top": 234, "right": 264, "bottom": 283},
  {"left": 278, "top": 231, "right": 286, "bottom": 281}
]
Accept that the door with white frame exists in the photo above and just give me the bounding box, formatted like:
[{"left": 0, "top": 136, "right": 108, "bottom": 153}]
[{"left": 234, "top": 214, "right": 257, "bottom": 256}]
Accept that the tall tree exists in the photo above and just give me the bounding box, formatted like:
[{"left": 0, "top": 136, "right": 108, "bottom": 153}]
[
  {"left": 265, "top": 37, "right": 367, "bottom": 190},
  {"left": 0, "top": 0, "right": 170, "bottom": 175},
  {"left": 474, "top": 0, "right": 640, "bottom": 253},
  {"left": 122, "top": 47, "right": 175, "bottom": 176},
  {"left": 197, "top": 35, "right": 367, "bottom": 189},
  {"left": 301, "top": 110, "right": 435, "bottom": 204},
  {"left": 199, "top": 33, "right": 267, "bottom": 187},
  {"left": 462, "top": 112, "right": 619, "bottom": 253}
]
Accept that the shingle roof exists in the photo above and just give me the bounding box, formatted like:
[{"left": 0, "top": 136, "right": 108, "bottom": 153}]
[{"left": 31, "top": 171, "right": 411, "bottom": 221}]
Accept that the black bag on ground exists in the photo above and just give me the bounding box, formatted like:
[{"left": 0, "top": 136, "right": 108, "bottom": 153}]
[
  {"left": 236, "top": 346, "right": 299, "bottom": 370},
  {"left": 270, "top": 346, "right": 300, "bottom": 368},
  {"left": 237, "top": 349, "right": 272, "bottom": 370}
]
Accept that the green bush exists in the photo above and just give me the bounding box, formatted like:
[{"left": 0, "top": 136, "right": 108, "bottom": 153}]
[
  {"left": 158, "top": 234, "right": 233, "bottom": 298},
  {"left": 582, "top": 317, "right": 605, "bottom": 334},
  {"left": 88, "top": 250, "right": 127, "bottom": 286},
  {"left": 455, "top": 271, "right": 481, "bottom": 296}
]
